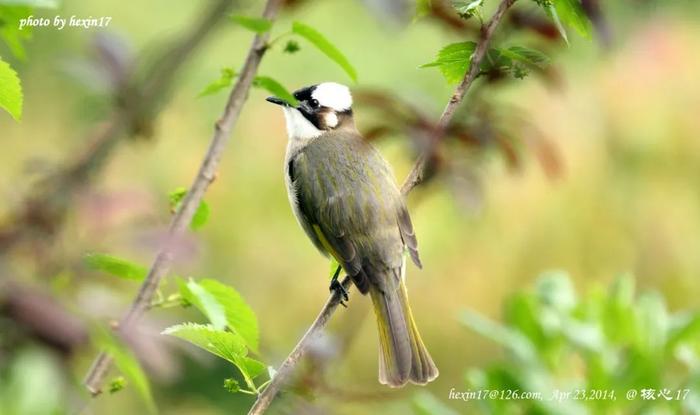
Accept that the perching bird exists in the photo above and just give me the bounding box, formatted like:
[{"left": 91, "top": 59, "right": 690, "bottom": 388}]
[{"left": 266, "top": 82, "right": 438, "bottom": 387}]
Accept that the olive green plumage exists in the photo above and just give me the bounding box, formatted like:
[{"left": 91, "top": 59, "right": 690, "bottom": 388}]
[{"left": 285, "top": 129, "right": 438, "bottom": 387}]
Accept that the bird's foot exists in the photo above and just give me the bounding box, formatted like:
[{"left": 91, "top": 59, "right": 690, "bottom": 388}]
[{"left": 329, "top": 278, "right": 349, "bottom": 307}]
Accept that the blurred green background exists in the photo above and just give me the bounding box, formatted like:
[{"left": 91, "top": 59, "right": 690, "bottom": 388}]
[{"left": 1, "top": 0, "right": 700, "bottom": 414}]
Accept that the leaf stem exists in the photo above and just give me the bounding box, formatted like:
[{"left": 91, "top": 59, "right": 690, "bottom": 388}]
[{"left": 267, "top": 30, "right": 293, "bottom": 49}]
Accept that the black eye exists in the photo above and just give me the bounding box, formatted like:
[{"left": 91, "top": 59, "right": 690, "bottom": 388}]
[{"left": 309, "top": 99, "right": 319, "bottom": 108}]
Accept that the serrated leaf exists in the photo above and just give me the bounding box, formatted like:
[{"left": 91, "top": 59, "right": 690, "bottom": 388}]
[
  {"left": 198, "top": 68, "right": 237, "bottom": 97},
  {"left": 420, "top": 41, "right": 476, "bottom": 84},
  {"left": 182, "top": 278, "right": 227, "bottom": 329},
  {"left": 0, "top": 56, "right": 22, "bottom": 120},
  {"left": 163, "top": 323, "right": 261, "bottom": 382},
  {"left": 97, "top": 327, "right": 156, "bottom": 413},
  {"left": 84, "top": 253, "right": 147, "bottom": 281},
  {"left": 553, "top": 0, "right": 591, "bottom": 39},
  {"left": 168, "top": 187, "right": 210, "bottom": 229},
  {"left": 179, "top": 278, "right": 259, "bottom": 352},
  {"left": 500, "top": 46, "right": 550, "bottom": 68},
  {"left": 163, "top": 323, "right": 247, "bottom": 363},
  {"left": 292, "top": 21, "right": 357, "bottom": 82},
  {"left": 230, "top": 15, "right": 272, "bottom": 33},
  {"left": 253, "top": 76, "right": 298, "bottom": 107}
]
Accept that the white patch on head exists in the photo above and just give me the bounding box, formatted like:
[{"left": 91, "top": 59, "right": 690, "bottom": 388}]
[
  {"left": 312, "top": 82, "right": 352, "bottom": 111},
  {"left": 282, "top": 106, "right": 322, "bottom": 142},
  {"left": 324, "top": 112, "right": 338, "bottom": 128}
]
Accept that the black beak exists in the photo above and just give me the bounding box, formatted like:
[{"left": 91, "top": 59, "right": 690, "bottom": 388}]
[{"left": 266, "top": 96, "right": 290, "bottom": 107}]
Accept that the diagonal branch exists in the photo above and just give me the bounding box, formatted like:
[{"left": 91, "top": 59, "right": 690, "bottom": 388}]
[
  {"left": 247, "top": 0, "right": 518, "bottom": 413},
  {"left": 83, "top": 0, "right": 284, "bottom": 396}
]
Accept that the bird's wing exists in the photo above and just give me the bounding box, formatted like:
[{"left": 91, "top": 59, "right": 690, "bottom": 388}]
[
  {"left": 397, "top": 204, "right": 422, "bottom": 269},
  {"left": 290, "top": 131, "right": 418, "bottom": 293},
  {"left": 285, "top": 155, "right": 327, "bottom": 255},
  {"left": 289, "top": 145, "right": 368, "bottom": 291}
]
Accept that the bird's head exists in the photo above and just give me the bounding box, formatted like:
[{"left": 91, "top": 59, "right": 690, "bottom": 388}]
[{"left": 266, "top": 82, "right": 354, "bottom": 141}]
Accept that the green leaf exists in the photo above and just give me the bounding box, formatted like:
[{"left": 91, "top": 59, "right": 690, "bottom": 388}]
[
  {"left": 460, "top": 309, "right": 536, "bottom": 363},
  {"left": 420, "top": 41, "right": 476, "bottom": 84},
  {"left": 603, "top": 274, "right": 637, "bottom": 343},
  {"left": 553, "top": 0, "right": 591, "bottom": 39},
  {"left": 181, "top": 278, "right": 227, "bottom": 329},
  {"left": 179, "top": 278, "right": 259, "bottom": 352},
  {"left": 84, "top": 252, "right": 147, "bottom": 281},
  {"left": 499, "top": 46, "right": 550, "bottom": 68},
  {"left": 162, "top": 323, "right": 255, "bottom": 383},
  {"left": 536, "top": 271, "right": 576, "bottom": 312},
  {"left": 283, "top": 40, "right": 300, "bottom": 54},
  {"left": 0, "top": 5, "right": 33, "bottom": 59},
  {"left": 230, "top": 15, "right": 272, "bottom": 33},
  {"left": 163, "top": 323, "right": 247, "bottom": 362},
  {"left": 452, "top": 0, "right": 483, "bottom": 19},
  {"left": 668, "top": 313, "right": 700, "bottom": 352},
  {"left": 0, "top": 56, "right": 22, "bottom": 120},
  {"left": 241, "top": 357, "right": 266, "bottom": 379},
  {"left": 253, "top": 76, "right": 298, "bottom": 107},
  {"left": 108, "top": 376, "right": 127, "bottom": 394},
  {"left": 198, "top": 68, "right": 237, "bottom": 97},
  {"left": 546, "top": 4, "right": 568, "bottom": 45},
  {"left": 0, "top": 348, "right": 65, "bottom": 415},
  {"left": 97, "top": 327, "right": 156, "bottom": 413},
  {"left": 291, "top": 21, "right": 357, "bottom": 82},
  {"left": 168, "top": 187, "right": 210, "bottom": 229},
  {"left": 190, "top": 201, "right": 210, "bottom": 229},
  {"left": 636, "top": 292, "right": 668, "bottom": 355}
]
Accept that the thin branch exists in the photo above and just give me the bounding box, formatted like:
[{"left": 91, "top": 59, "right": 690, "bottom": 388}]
[
  {"left": 247, "top": 1, "right": 518, "bottom": 413},
  {"left": 83, "top": 0, "right": 284, "bottom": 396},
  {"left": 401, "top": 0, "right": 518, "bottom": 195}
]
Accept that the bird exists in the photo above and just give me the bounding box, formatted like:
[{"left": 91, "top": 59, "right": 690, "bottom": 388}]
[{"left": 266, "top": 82, "right": 438, "bottom": 387}]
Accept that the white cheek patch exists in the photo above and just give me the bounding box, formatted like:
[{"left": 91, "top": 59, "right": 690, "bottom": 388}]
[
  {"left": 312, "top": 82, "right": 352, "bottom": 111},
  {"left": 324, "top": 112, "right": 338, "bottom": 128},
  {"left": 282, "top": 107, "right": 322, "bottom": 141}
]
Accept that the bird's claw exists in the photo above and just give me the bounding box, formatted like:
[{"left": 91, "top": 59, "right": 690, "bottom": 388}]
[{"left": 329, "top": 278, "right": 349, "bottom": 307}]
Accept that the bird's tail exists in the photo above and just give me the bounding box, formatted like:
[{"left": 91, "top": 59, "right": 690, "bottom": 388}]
[{"left": 369, "top": 278, "right": 438, "bottom": 387}]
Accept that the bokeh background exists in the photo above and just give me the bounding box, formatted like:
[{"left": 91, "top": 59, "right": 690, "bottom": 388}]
[{"left": 1, "top": 0, "right": 700, "bottom": 414}]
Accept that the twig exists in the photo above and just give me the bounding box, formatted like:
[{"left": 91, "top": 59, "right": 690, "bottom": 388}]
[
  {"left": 0, "top": 0, "right": 234, "bottom": 254},
  {"left": 401, "top": 0, "right": 518, "bottom": 195},
  {"left": 83, "top": 0, "right": 283, "bottom": 396},
  {"left": 246, "top": 0, "right": 518, "bottom": 414}
]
